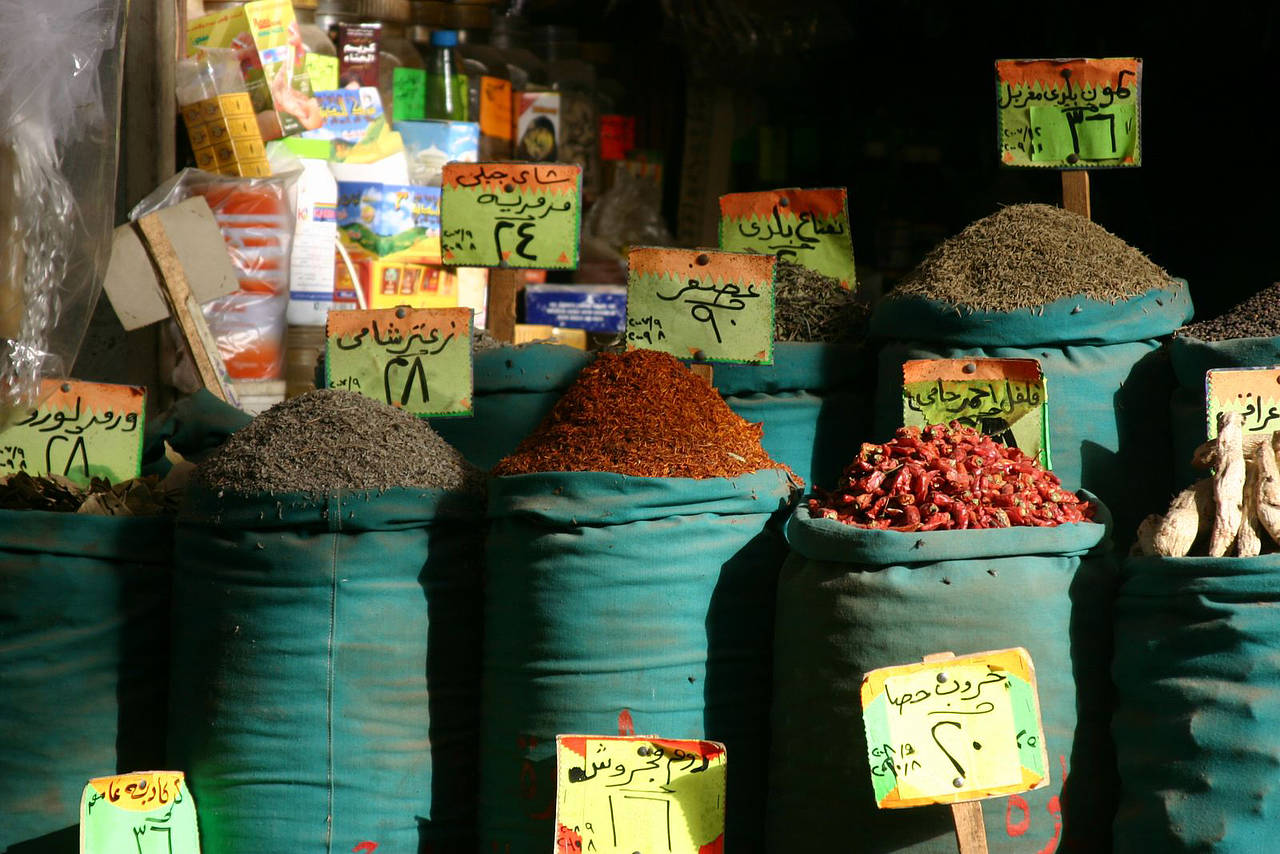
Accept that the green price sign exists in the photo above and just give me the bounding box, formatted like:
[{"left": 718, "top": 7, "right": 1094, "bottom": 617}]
[
  {"left": 439, "top": 162, "right": 582, "bottom": 269},
  {"left": 718, "top": 187, "right": 856, "bottom": 288},
  {"left": 626, "top": 247, "right": 775, "bottom": 365},
  {"left": 80, "top": 771, "right": 200, "bottom": 853},
  {"left": 326, "top": 306, "right": 474, "bottom": 417},
  {"left": 996, "top": 58, "right": 1141, "bottom": 168}
]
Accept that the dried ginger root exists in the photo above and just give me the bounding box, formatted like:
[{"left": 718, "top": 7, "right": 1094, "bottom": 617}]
[
  {"left": 1191, "top": 438, "right": 1218, "bottom": 471},
  {"left": 1153, "top": 480, "right": 1213, "bottom": 557},
  {"left": 1237, "top": 459, "right": 1264, "bottom": 557},
  {"left": 1208, "top": 412, "right": 1246, "bottom": 557},
  {"left": 1135, "top": 514, "right": 1163, "bottom": 556},
  {"left": 1256, "top": 435, "right": 1280, "bottom": 546}
]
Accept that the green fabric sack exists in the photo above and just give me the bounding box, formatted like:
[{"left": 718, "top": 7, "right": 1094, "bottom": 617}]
[
  {"left": 141, "top": 390, "right": 254, "bottom": 476},
  {"left": 871, "top": 281, "right": 1192, "bottom": 542},
  {"left": 429, "top": 344, "right": 591, "bottom": 470},
  {"left": 168, "top": 486, "right": 484, "bottom": 854},
  {"left": 769, "top": 497, "right": 1114, "bottom": 854},
  {"left": 704, "top": 342, "right": 870, "bottom": 490},
  {"left": 0, "top": 512, "right": 173, "bottom": 852},
  {"left": 480, "top": 469, "right": 795, "bottom": 854},
  {"left": 1113, "top": 553, "right": 1280, "bottom": 853},
  {"left": 1167, "top": 334, "right": 1280, "bottom": 487}
]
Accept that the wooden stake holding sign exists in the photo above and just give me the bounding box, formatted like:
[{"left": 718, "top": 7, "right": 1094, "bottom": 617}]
[
  {"left": 860, "top": 647, "right": 1050, "bottom": 854},
  {"left": 995, "top": 58, "right": 1143, "bottom": 219},
  {"left": 439, "top": 162, "right": 583, "bottom": 343}
]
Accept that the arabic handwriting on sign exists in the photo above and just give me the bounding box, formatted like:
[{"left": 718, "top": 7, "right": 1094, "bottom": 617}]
[
  {"left": 883, "top": 669, "right": 1008, "bottom": 717},
  {"left": 904, "top": 380, "right": 1042, "bottom": 418},
  {"left": 997, "top": 67, "right": 1136, "bottom": 111},
  {"left": 655, "top": 278, "right": 761, "bottom": 344},
  {"left": 1237, "top": 392, "right": 1280, "bottom": 433}
]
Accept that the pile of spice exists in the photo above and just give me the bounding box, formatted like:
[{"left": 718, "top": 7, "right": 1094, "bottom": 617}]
[
  {"left": 773, "top": 259, "right": 867, "bottom": 342},
  {"left": 196, "top": 389, "right": 483, "bottom": 495},
  {"left": 0, "top": 470, "right": 186, "bottom": 516},
  {"left": 891, "top": 203, "right": 1175, "bottom": 312},
  {"left": 493, "top": 349, "right": 791, "bottom": 480},
  {"left": 810, "top": 422, "right": 1093, "bottom": 531},
  {"left": 1178, "top": 282, "right": 1280, "bottom": 341}
]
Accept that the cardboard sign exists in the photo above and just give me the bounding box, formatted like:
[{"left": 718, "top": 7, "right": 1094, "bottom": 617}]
[
  {"left": 439, "top": 162, "right": 582, "bottom": 269},
  {"left": 0, "top": 380, "right": 145, "bottom": 486},
  {"left": 554, "top": 735, "right": 726, "bottom": 854},
  {"left": 718, "top": 187, "right": 856, "bottom": 287},
  {"left": 860, "top": 648, "right": 1049, "bottom": 809},
  {"left": 626, "top": 247, "right": 775, "bottom": 364},
  {"left": 996, "top": 58, "right": 1142, "bottom": 168},
  {"left": 902, "top": 358, "right": 1051, "bottom": 469},
  {"left": 1206, "top": 366, "right": 1280, "bottom": 444},
  {"left": 392, "top": 68, "right": 427, "bottom": 122},
  {"left": 80, "top": 771, "right": 200, "bottom": 853},
  {"left": 325, "top": 307, "right": 473, "bottom": 416}
]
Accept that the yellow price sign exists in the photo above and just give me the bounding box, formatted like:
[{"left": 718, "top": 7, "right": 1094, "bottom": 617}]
[
  {"left": 554, "top": 735, "right": 726, "bottom": 854},
  {"left": 859, "top": 647, "right": 1048, "bottom": 809}
]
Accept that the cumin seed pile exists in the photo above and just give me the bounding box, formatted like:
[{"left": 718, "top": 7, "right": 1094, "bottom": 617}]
[
  {"left": 493, "top": 350, "right": 789, "bottom": 479},
  {"left": 891, "top": 203, "right": 1175, "bottom": 312}
]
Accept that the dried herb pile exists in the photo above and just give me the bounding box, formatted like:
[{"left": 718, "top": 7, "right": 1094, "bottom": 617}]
[
  {"left": 493, "top": 349, "right": 790, "bottom": 479},
  {"left": 810, "top": 422, "right": 1092, "bottom": 530},
  {"left": 891, "top": 203, "right": 1175, "bottom": 312},
  {"left": 196, "top": 388, "right": 483, "bottom": 495},
  {"left": 1179, "top": 283, "right": 1280, "bottom": 341},
  {"left": 0, "top": 471, "right": 186, "bottom": 516},
  {"left": 773, "top": 260, "right": 867, "bottom": 342}
]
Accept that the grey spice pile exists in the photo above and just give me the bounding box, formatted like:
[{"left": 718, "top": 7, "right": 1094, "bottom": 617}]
[
  {"left": 891, "top": 203, "right": 1176, "bottom": 312},
  {"left": 773, "top": 260, "right": 866, "bottom": 343},
  {"left": 196, "top": 389, "right": 483, "bottom": 495},
  {"left": 1179, "top": 282, "right": 1280, "bottom": 341}
]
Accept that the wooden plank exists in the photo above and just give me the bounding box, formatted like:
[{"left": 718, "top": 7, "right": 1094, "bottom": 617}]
[
  {"left": 1062, "top": 171, "right": 1091, "bottom": 219},
  {"left": 487, "top": 267, "right": 520, "bottom": 343},
  {"left": 690, "top": 363, "right": 714, "bottom": 386}
]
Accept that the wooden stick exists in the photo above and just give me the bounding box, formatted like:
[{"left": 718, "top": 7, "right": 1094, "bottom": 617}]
[
  {"left": 134, "top": 213, "right": 237, "bottom": 404},
  {"left": 690, "top": 363, "right": 713, "bottom": 387},
  {"left": 922, "top": 651, "right": 989, "bottom": 854},
  {"left": 1061, "top": 171, "right": 1091, "bottom": 219},
  {"left": 487, "top": 267, "right": 520, "bottom": 343}
]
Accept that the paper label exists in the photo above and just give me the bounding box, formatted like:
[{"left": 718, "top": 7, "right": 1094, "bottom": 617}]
[
  {"left": 626, "top": 247, "right": 774, "bottom": 364},
  {"left": 480, "top": 76, "right": 514, "bottom": 141},
  {"left": 338, "top": 23, "right": 380, "bottom": 88},
  {"left": 515, "top": 91, "right": 561, "bottom": 161},
  {"left": 392, "top": 67, "right": 427, "bottom": 122},
  {"left": 306, "top": 53, "right": 338, "bottom": 92},
  {"left": 325, "top": 307, "right": 473, "bottom": 416},
  {"left": 996, "top": 58, "right": 1142, "bottom": 168},
  {"left": 718, "top": 188, "right": 856, "bottom": 288},
  {"left": 860, "top": 648, "right": 1049, "bottom": 809},
  {"left": 301, "top": 88, "right": 384, "bottom": 144},
  {"left": 902, "top": 358, "right": 1051, "bottom": 469},
  {"left": 440, "top": 162, "right": 582, "bottom": 269},
  {"left": 1205, "top": 366, "right": 1280, "bottom": 444},
  {"left": 80, "top": 771, "right": 200, "bottom": 853},
  {"left": 554, "top": 735, "right": 726, "bottom": 854},
  {"left": 0, "top": 379, "right": 145, "bottom": 486}
]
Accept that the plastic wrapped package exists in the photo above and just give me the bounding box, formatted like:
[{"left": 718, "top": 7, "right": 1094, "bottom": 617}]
[
  {"left": 131, "top": 168, "right": 298, "bottom": 382},
  {"left": 1, "top": 0, "right": 128, "bottom": 414}
]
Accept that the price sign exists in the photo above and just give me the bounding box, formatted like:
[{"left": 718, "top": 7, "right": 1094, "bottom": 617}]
[
  {"left": 325, "top": 306, "right": 473, "bottom": 417},
  {"left": 996, "top": 58, "right": 1141, "bottom": 168},
  {"left": 0, "top": 379, "right": 145, "bottom": 486},
  {"left": 860, "top": 648, "right": 1048, "bottom": 809},
  {"left": 440, "top": 162, "right": 582, "bottom": 269},
  {"left": 554, "top": 735, "right": 726, "bottom": 854},
  {"left": 1206, "top": 366, "right": 1280, "bottom": 444},
  {"left": 718, "top": 187, "right": 856, "bottom": 287},
  {"left": 626, "top": 247, "right": 775, "bottom": 364},
  {"left": 902, "top": 358, "right": 1051, "bottom": 468},
  {"left": 80, "top": 771, "right": 200, "bottom": 853}
]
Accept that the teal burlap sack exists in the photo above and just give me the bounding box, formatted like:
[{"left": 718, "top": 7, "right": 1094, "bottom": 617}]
[
  {"left": 1167, "top": 334, "right": 1280, "bottom": 488},
  {"left": 1, "top": 512, "right": 173, "bottom": 853},
  {"left": 480, "top": 469, "right": 795, "bottom": 854},
  {"left": 1113, "top": 554, "right": 1280, "bottom": 853},
  {"left": 702, "top": 342, "right": 870, "bottom": 491},
  {"left": 430, "top": 344, "right": 591, "bottom": 470},
  {"left": 871, "top": 281, "right": 1192, "bottom": 542},
  {"left": 769, "top": 497, "right": 1114, "bottom": 854},
  {"left": 169, "top": 486, "right": 484, "bottom": 854}
]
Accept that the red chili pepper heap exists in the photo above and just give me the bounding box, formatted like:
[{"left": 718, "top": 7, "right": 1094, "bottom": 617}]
[{"left": 809, "top": 423, "right": 1093, "bottom": 531}]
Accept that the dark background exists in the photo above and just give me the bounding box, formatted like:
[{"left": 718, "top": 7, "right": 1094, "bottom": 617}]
[{"left": 529, "top": 0, "right": 1278, "bottom": 319}]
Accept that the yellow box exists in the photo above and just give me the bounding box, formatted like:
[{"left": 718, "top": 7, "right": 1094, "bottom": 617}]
[
  {"left": 193, "top": 146, "right": 219, "bottom": 171},
  {"left": 220, "top": 92, "right": 255, "bottom": 117},
  {"left": 226, "top": 115, "right": 259, "bottom": 138},
  {"left": 235, "top": 159, "right": 272, "bottom": 177},
  {"left": 206, "top": 120, "right": 231, "bottom": 144},
  {"left": 196, "top": 97, "right": 222, "bottom": 122},
  {"left": 232, "top": 137, "right": 266, "bottom": 161},
  {"left": 186, "top": 122, "right": 211, "bottom": 148},
  {"left": 180, "top": 102, "right": 206, "bottom": 126},
  {"left": 212, "top": 141, "right": 237, "bottom": 166}
]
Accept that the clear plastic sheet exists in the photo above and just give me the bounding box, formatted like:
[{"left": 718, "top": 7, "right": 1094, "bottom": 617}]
[
  {"left": 0, "top": 0, "right": 128, "bottom": 416},
  {"left": 131, "top": 168, "right": 298, "bottom": 382}
]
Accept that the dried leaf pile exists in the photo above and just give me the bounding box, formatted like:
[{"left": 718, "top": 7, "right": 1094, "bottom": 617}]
[
  {"left": 1136, "top": 411, "right": 1280, "bottom": 557},
  {"left": 773, "top": 260, "right": 867, "bottom": 343},
  {"left": 891, "top": 203, "right": 1175, "bottom": 312},
  {"left": 0, "top": 468, "right": 189, "bottom": 516},
  {"left": 493, "top": 349, "right": 791, "bottom": 480}
]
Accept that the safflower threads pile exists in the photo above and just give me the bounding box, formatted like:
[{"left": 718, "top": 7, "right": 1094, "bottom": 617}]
[{"left": 810, "top": 422, "right": 1093, "bottom": 531}]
